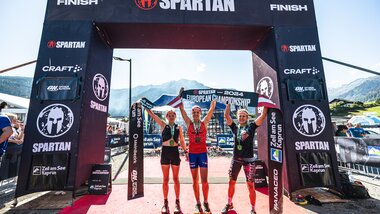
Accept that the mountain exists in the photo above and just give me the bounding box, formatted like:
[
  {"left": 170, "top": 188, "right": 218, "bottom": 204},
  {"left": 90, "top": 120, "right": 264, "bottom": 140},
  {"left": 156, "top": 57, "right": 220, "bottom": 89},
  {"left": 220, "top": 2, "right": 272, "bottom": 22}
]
[
  {"left": 0, "top": 76, "right": 33, "bottom": 98},
  {"left": 0, "top": 76, "right": 209, "bottom": 116},
  {"left": 327, "top": 76, "right": 380, "bottom": 102},
  {"left": 109, "top": 79, "right": 209, "bottom": 116}
]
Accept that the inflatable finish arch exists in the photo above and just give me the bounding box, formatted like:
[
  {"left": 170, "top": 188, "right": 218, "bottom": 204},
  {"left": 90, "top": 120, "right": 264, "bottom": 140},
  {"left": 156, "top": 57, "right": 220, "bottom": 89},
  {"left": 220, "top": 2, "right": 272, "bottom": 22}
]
[{"left": 16, "top": 0, "right": 340, "bottom": 204}]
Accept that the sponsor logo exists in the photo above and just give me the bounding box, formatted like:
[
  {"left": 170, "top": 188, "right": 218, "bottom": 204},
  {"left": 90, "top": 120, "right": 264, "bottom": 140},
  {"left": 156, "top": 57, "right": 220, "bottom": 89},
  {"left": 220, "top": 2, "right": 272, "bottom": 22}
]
[
  {"left": 136, "top": 0, "right": 235, "bottom": 12},
  {"left": 32, "top": 165, "right": 67, "bottom": 176},
  {"left": 256, "top": 76, "right": 274, "bottom": 99},
  {"left": 57, "top": 0, "right": 99, "bottom": 5},
  {"left": 293, "top": 104, "right": 325, "bottom": 137},
  {"left": 294, "top": 86, "right": 317, "bottom": 93},
  {"left": 301, "top": 164, "right": 309, "bottom": 172},
  {"left": 47, "top": 85, "right": 71, "bottom": 92},
  {"left": 281, "top": 44, "right": 316, "bottom": 53},
  {"left": 33, "top": 166, "right": 42, "bottom": 175},
  {"left": 295, "top": 141, "right": 329, "bottom": 151},
  {"left": 32, "top": 142, "right": 72, "bottom": 153},
  {"left": 131, "top": 169, "right": 138, "bottom": 198},
  {"left": 270, "top": 148, "right": 282, "bottom": 163},
  {"left": 301, "top": 163, "right": 331, "bottom": 173},
  {"left": 269, "top": 111, "right": 283, "bottom": 149},
  {"left": 92, "top": 73, "right": 109, "bottom": 101},
  {"left": 270, "top": 4, "right": 308, "bottom": 12},
  {"left": 134, "top": 0, "right": 158, "bottom": 10},
  {"left": 283, "top": 67, "right": 320, "bottom": 75},
  {"left": 47, "top": 40, "right": 86, "bottom": 49},
  {"left": 42, "top": 64, "right": 83, "bottom": 73},
  {"left": 273, "top": 169, "right": 279, "bottom": 211},
  {"left": 37, "top": 104, "right": 74, "bottom": 138}
]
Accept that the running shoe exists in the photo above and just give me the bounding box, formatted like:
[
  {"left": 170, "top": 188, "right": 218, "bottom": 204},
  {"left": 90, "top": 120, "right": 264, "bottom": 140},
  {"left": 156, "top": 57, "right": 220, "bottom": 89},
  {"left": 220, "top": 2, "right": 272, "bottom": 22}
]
[
  {"left": 203, "top": 201, "right": 211, "bottom": 214},
  {"left": 174, "top": 200, "right": 183, "bottom": 214},
  {"left": 221, "top": 203, "right": 233, "bottom": 214},
  {"left": 194, "top": 203, "right": 203, "bottom": 214},
  {"left": 161, "top": 200, "right": 169, "bottom": 214},
  {"left": 250, "top": 210, "right": 257, "bottom": 214}
]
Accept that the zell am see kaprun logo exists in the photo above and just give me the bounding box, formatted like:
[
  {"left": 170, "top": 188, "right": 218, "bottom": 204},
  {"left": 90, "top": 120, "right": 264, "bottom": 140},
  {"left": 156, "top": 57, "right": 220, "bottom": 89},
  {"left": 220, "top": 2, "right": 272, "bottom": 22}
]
[
  {"left": 293, "top": 104, "right": 325, "bottom": 137},
  {"left": 47, "top": 40, "right": 86, "bottom": 49},
  {"left": 134, "top": 0, "right": 236, "bottom": 12},
  {"left": 37, "top": 104, "right": 74, "bottom": 138}
]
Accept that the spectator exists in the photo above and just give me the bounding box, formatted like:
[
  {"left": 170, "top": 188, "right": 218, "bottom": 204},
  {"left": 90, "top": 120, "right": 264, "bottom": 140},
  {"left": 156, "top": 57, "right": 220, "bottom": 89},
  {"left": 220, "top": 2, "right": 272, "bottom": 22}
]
[
  {"left": 0, "top": 112, "right": 12, "bottom": 178},
  {"left": 4, "top": 113, "right": 24, "bottom": 178},
  {"left": 335, "top": 125, "right": 349, "bottom": 137},
  {"left": 0, "top": 101, "right": 8, "bottom": 112},
  {"left": 348, "top": 123, "right": 366, "bottom": 138}
]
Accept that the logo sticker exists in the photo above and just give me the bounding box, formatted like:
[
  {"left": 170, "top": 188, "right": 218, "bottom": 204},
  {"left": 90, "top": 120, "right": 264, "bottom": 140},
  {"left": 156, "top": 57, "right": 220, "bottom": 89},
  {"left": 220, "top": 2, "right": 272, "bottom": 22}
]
[
  {"left": 256, "top": 77, "right": 274, "bottom": 99},
  {"left": 270, "top": 148, "right": 282, "bottom": 163},
  {"left": 301, "top": 164, "right": 309, "bottom": 173},
  {"left": 92, "top": 73, "right": 109, "bottom": 101},
  {"left": 134, "top": 0, "right": 158, "bottom": 10},
  {"left": 33, "top": 166, "right": 42, "bottom": 175},
  {"left": 37, "top": 104, "right": 74, "bottom": 138},
  {"left": 293, "top": 104, "right": 325, "bottom": 137}
]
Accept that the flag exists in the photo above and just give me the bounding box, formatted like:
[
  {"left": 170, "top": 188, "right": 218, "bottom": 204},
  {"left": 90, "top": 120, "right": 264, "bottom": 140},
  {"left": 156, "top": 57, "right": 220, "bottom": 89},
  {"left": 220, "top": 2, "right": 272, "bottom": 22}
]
[
  {"left": 258, "top": 95, "right": 277, "bottom": 109},
  {"left": 167, "top": 96, "right": 182, "bottom": 108}
]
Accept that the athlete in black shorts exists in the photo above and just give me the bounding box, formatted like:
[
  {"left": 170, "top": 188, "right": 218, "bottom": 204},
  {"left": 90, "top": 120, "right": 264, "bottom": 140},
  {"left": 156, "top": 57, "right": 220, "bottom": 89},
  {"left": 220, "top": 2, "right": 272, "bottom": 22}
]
[
  {"left": 146, "top": 108, "right": 188, "bottom": 214},
  {"left": 221, "top": 104, "right": 268, "bottom": 214}
]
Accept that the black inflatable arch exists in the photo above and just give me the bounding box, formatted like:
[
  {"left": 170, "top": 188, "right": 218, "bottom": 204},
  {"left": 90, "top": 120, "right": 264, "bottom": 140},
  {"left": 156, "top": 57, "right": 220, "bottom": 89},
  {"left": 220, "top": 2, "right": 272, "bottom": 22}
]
[{"left": 16, "top": 1, "right": 340, "bottom": 212}]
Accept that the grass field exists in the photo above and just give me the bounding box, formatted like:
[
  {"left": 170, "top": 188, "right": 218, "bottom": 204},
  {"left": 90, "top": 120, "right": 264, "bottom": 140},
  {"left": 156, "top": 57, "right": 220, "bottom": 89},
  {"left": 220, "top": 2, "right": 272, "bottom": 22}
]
[{"left": 352, "top": 106, "right": 380, "bottom": 116}]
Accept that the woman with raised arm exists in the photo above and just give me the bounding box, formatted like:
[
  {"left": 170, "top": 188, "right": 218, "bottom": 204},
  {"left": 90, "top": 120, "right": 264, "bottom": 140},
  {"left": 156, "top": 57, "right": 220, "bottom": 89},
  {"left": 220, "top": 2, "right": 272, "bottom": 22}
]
[
  {"left": 179, "top": 100, "right": 216, "bottom": 214},
  {"left": 221, "top": 104, "right": 268, "bottom": 214},
  {"left": 145, "top": 108, "right": 188, "bottom": 214}
]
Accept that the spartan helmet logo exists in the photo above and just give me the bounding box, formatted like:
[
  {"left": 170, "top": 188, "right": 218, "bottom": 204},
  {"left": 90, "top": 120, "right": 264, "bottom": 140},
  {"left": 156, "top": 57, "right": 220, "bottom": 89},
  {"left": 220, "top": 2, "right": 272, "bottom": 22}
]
[
  {"left": 256, "top": 77, "right": 274, "bottom": 99},
  {"left": 93, "top": 73, "right": 109, "bottom": 101},
  {"left": 301, "top": 108, "right": 317, "bottom": 134},
  {"left": 46, "top": 107, "right": 64, "bottom": 135},
  {"left": 37, "top": 104, "right": 74, "bottom": 138},
  {"left": 293, "top": 105, "right": 326, "bottom": 137}
]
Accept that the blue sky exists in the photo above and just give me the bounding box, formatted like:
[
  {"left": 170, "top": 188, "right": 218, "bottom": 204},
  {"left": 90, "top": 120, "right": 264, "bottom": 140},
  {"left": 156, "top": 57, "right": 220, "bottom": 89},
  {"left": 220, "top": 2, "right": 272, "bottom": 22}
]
[{"left": 0, "top": 0, "right": 379, "bottom": 91}]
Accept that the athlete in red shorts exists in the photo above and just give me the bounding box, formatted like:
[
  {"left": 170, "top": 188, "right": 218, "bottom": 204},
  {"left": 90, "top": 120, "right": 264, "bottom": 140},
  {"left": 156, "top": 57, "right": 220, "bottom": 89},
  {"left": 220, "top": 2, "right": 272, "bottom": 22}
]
[
  {"left": 146, "top": 108, "right": 188, "bottom": 214},
  {"left": 221, "top": 104, "right": 268, "bottom": 214},
  {"left": 179, "top": 100, "right": 216, "bottom": 214}
]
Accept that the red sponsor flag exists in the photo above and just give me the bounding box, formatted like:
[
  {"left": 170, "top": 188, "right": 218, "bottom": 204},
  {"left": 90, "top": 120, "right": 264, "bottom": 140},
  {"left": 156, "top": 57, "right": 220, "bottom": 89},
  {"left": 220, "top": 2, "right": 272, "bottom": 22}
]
[
  {"left": 258, "top": 95, "right": 277, "bottom": 109},
  {"left": 167, "top": 96, "right": 182, "bottom": 108}
]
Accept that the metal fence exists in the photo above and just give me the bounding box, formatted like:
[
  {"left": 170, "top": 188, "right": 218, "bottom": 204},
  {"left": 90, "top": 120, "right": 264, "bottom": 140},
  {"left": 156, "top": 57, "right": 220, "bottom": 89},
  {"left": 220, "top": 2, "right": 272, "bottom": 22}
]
[{"left": 338, "top": 161, "right": 380, "bottom": 179}]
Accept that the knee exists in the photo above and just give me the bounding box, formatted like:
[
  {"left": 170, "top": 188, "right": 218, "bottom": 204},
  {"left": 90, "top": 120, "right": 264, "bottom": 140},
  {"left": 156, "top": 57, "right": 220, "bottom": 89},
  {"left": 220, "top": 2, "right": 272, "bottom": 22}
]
[
  {"left": 229, "top": 180, "right": 236, "bottom": 186},
  {"left": 173, "top": 176, "right": 180, "bottom": 184},
  {"left": 247, "top": 182, "right": 255, "bottom": 190},
  {"left": 163, "top": 177, "right": 170, "bottom": 184},
  {"left": 201, "top": 180, "right": 208, "bottom": 186}
]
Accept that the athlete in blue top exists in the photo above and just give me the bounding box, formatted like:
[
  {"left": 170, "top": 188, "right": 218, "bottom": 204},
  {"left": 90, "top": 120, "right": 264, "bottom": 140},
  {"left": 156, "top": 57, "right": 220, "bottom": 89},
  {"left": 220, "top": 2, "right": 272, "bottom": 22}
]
[{"left": 0, "top": 114, "right": 12, "bottom": 157}]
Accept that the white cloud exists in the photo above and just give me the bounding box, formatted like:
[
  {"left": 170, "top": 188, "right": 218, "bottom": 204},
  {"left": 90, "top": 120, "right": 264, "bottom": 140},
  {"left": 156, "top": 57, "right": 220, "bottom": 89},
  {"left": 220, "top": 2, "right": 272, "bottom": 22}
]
[{"left": 196, "top": 63, "right": 206, "bottom": 73}]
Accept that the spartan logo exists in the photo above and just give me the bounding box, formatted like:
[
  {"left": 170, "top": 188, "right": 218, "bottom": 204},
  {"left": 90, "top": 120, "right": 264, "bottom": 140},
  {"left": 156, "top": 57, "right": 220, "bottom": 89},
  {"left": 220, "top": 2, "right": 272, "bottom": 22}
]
[
  {"left": 134, "top": 0, "right": 158, "bottom": 10},
  {"left": 293, "top": 105, "right": 325, "bottom": 137},
  {"left": 37, "top": 104, "right": 74, "bottom": 138},
  {"left": 256, "top": 77, "right": 273, "bottom": 99},
  {"left": 92, "top": 73, "right": 109, "bottom": 101}
]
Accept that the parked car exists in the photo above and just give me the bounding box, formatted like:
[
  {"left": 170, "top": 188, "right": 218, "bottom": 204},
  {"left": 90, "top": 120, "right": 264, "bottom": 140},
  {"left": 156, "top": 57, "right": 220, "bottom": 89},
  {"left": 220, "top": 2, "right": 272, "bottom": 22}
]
[
  {"left": 364, "top": 129, "right": 380, "bottom": 139},
  {"left": 348, "top": 115, "right": 380, "bottom": 126}
]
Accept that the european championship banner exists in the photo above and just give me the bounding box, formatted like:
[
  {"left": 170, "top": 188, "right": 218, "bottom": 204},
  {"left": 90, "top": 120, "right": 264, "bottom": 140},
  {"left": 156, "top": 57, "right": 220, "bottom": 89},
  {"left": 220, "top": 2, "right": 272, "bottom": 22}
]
[
  {"left": 181, "top": 88, "right": 258, "bottom": 107},
  {"left": 127, "top": 102, "right": 144, "bottom": 200},
  {"left": 268, "top": 109, "right": 284, "bottom": 214}
]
